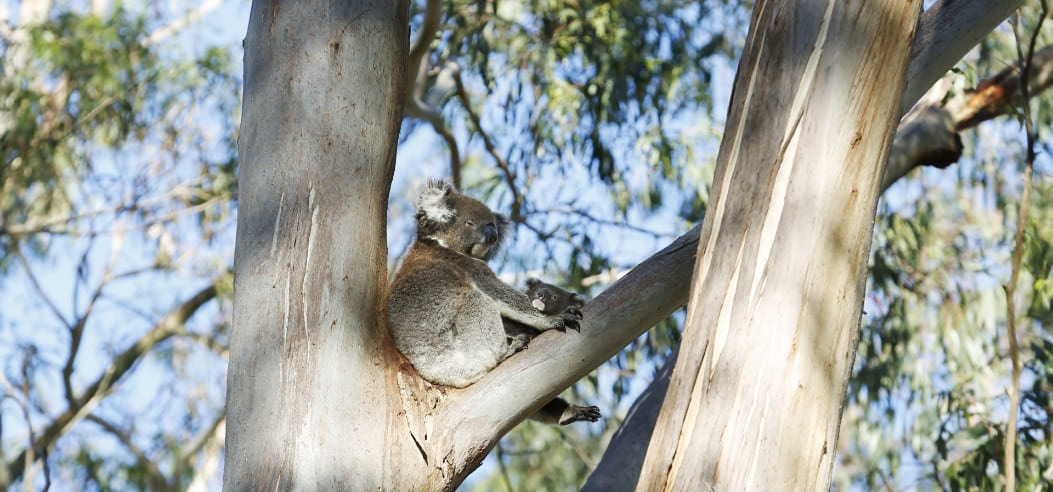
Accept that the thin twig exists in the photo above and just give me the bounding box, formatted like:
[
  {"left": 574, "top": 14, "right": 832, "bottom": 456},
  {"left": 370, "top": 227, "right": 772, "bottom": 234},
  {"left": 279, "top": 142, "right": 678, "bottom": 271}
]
[
  {"left": 1, "top": 177, "right": 214, "bottom": 237},
  {"left": 1003, "top": 4, "right": 1046, "bottom": 490},
  {"left": 86, "top": 415, "right": 172, "bottom": 492},
  {"left": 452, "top": 71, "right": 522, "bottom": 220},
  {"left": 63, "top": 230, "right": 124, "bottom": 407},
  {"left": 3, "top": 283, "right": 218, "bottom": 484},
  {"left": 12, "top": 250, "right": 71, "bottom": 329},
  {"left": 0, "top": 366, "right": 49, "bottom": 492}
]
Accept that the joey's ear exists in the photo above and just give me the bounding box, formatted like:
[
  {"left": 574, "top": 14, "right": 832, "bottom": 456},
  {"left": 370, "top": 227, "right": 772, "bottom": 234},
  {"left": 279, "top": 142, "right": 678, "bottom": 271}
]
[
  {"left": 416, "top": 180, "right": 455, "bottom": 229},
  {"left": 525, "top": 278, "right": 541, "bottom": 289}
]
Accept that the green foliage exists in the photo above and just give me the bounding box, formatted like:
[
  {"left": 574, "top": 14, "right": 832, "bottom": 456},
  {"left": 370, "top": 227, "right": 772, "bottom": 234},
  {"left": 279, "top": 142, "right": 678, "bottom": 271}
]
[
  {"left": 1, "top": 8, "right": 159, "bottom": 242},
  {"left": 839, "top": 103, "right": 1053, "bottom": 491},
  {"left": 431, "top": 0, "right": 739, "bottom": 205},
  {"left": 0, "top": 3, "right": 237, "bottom": 490}
]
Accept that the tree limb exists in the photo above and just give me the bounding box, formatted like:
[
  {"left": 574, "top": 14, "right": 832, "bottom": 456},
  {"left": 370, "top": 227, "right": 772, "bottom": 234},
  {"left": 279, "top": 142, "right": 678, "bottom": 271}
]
[
  {"left": 884, "top": 42, "right": 1053, "bottom": 189},
  {"left": 902, "top": 0, "right": 1024, "bottom": 116},
  {"left": 86, "top": 415, "right": 173, "bottom": 492},
  {"left": 452, "top": 71, "right": 523, "bottom": 220},
  {"left": 4, "top": 283, "right": 218, "bottom": 485},
  {"left": 403, "top": 0, "right": 462, "bottom": 188}
]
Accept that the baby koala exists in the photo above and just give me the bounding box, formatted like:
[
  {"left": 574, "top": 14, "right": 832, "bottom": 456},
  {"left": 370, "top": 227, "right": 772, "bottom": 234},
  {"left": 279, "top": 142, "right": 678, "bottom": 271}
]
[
  {"left": 518, "top": 278, "right": 596, "bottom": 425},
  {"left": 506, "top": 278, "right": 586, "bottom": 344},
  {"left": 525, "top": 278, "right": 585, "bottom": 331}
]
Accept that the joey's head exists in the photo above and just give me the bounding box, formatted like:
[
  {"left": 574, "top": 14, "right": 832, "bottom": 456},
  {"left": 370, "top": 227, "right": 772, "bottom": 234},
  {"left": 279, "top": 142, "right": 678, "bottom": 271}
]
[
  {"left": 525, "top": 278, "right": 584, "bottom": 314},
  {"left": 414, "top": 180, "right": 509, "bottom": 261},
  {"left": 525, "top": 278, "right": 556, "bottom": 312}
]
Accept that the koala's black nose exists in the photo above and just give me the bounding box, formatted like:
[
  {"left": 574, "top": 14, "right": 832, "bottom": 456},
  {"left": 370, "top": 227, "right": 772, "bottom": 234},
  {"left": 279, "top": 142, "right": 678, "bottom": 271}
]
[{"left": 483, "top": 224, "right": 499, "bottom": 244}]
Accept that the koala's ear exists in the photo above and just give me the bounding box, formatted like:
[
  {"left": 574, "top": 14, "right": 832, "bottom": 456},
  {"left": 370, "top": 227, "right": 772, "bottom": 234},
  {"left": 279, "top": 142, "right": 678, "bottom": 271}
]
[
  {"left": 416, "top": 180, "right": 456, "bottom": 229},
  {"left": 525, "top": 278, "right": 541, "bottom": 289}
]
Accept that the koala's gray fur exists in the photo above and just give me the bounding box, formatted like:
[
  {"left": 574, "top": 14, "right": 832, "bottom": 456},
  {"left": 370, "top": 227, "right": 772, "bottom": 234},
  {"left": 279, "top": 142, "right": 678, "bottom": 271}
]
[
  {"left": 387, "top": 180, "right": 599, "bottom": 425},
  {"left": 526, "top": 278, "right": 584, "bottom": 317},
  {"left": 506, "top": 279, "right": 585, "bottom": 341}
]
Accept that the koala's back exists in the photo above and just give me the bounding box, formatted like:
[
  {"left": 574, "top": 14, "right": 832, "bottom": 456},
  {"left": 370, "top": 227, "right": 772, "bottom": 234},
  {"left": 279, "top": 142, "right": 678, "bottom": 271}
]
[{"left": 388, "top": 241, "right": 510, "bottom": 388}]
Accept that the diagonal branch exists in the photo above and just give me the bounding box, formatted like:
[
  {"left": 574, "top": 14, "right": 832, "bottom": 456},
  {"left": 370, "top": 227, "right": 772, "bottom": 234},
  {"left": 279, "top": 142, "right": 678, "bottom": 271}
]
[
  {"left": 141, "top": 0, "right": 223, "bottom": 48},
  {"left": 902, "top": 0, "right": 1025, "bottom": 116},
  {"left": 12, "top": 249, "right": 71, "bottom": 329},
  {"left": 883, "top": 42, "right": 1053, "bottom": 189},
  {"left": 4, "top": 283, "right": 218, "bottom": 485},
  {"left": 452, "top": 71, "right": 523, "bottom": 220},
  {"left": 64, "top": 231, "right": 124, "bottom": 407},
  {"left": 86, "top": 415, "right": 173, "bottom": 492}
]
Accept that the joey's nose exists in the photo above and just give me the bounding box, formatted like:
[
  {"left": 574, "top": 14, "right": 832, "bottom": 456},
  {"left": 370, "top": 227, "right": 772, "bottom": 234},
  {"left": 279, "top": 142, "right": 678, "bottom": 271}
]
[{"left": 483, "top": 224, "right": 498, "bottom": 244}]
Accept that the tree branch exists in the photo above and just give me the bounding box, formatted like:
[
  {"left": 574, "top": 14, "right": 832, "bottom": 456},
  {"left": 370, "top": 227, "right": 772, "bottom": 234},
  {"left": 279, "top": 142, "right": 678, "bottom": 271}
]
[
  {"left": 176, "top": 409, "right": 226, "bottom": 484},
  {"left": 63, "top": 231, "right": 123, "bottom": 407},
  {"left": 1003, "top": 4, "right": 1046, "bottom": 489},
  {"left": 883, "top": 42, "right": 1053, "bottom": 189},
  {"left": 453, "top": 71, "right": 523, "bottom": 220},
  {"left": 902, "top": 0, "right": 1025, "bottom": 116},
  {"left": 86, "top": 415, "right": 173, "bottom": 492},
  {"left": 141, "top": 0, "right": 222, "bottom": 48},
  {"left": 4, "top": 283, "right": 218, "bottom": 485},
  {"left": 403, "top": 0, "right": 463, "bottom": 188}
]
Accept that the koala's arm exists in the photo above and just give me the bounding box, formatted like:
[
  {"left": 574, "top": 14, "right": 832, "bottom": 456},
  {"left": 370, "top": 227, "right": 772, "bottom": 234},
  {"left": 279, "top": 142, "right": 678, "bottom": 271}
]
[
  {"left": 476, "top": 266, "right": 580, "bottom": 330},
  {"left": 450, "top": 253, "right": 582, "bottom": 331}
]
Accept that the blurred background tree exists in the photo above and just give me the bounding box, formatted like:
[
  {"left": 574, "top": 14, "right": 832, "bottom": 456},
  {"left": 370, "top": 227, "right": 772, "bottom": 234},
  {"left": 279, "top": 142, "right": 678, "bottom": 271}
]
[
  {"left": 1, "top": 0, "right": 1050, "bottom": 490},
  {"left": 0, "top": 1, "right": 238, "bottom": 489}
]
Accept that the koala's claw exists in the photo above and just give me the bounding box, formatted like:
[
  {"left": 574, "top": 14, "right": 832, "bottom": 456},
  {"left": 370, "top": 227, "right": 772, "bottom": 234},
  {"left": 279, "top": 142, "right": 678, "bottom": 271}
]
[
  {"left": 558, "top": 307, "right": 583, "bottom": 332},
  {"left": 559, "top": 405, "right": 602, "bottom": 425}
]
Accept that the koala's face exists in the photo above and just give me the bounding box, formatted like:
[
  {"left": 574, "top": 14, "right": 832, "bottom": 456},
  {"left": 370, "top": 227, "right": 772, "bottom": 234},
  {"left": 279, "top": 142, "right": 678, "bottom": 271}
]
[
  {"left": 415, "top": 181, "right": 509, "bottom": 261},
  {"left": 530, "top": 286, "right": 554, "bottom": 312}
]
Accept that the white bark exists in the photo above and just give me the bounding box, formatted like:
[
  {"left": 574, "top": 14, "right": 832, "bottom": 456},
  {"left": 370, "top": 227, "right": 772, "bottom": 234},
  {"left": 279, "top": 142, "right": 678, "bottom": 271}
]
[
  {"left": 225, "top": 2, "right": 415, "bottom": 489},
  {"left": 636, "top": 0, "right": 919, "bottom": 489}
]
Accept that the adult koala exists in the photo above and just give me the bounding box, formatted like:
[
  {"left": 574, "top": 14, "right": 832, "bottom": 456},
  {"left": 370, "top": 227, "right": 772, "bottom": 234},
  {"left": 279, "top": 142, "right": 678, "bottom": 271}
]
[{"left": 387, "top": 181, "right": 597, "bottom": 425}]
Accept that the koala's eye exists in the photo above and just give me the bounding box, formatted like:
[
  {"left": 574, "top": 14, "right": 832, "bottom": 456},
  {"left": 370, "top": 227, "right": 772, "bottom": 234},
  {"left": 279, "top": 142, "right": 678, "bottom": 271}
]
[{"left": 465, "top": 219, "right": 475, "bottom": 227}]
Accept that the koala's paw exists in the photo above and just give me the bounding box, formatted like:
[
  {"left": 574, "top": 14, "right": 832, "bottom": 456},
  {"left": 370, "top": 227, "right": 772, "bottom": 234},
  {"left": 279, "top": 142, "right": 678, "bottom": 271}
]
[
  {"left": 560, "top": 307, "right": 584, "bottom": 332},
  {"left": 559, "top": 405, "right": 602, "bottom": 425}
]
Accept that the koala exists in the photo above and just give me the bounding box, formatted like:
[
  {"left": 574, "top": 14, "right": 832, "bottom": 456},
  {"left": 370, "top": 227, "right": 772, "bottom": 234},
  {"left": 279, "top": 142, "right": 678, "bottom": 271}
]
[
  {"left": 526, "top": 278, "right": 584, "bottom": 319},
  {"left": 506, "top": 279, "right": 585, "bottom": 342},
  {"left": 387, "top": 180, "right": 599, "bottom": 425}
]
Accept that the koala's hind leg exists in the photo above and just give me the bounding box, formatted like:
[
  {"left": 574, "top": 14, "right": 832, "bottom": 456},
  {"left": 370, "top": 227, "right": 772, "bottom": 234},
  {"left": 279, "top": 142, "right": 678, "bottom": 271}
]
[{"left": 531, "top": 398, "right": 601, "bottom": 425}]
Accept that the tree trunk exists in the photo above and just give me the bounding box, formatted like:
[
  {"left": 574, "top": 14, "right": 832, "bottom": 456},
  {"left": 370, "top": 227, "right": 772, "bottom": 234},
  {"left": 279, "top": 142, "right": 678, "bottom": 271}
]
[
  {"left": 636, "top": 1, "right": 919, "bottom": 490},
  {"left": 225, "top": 1, "right": 415, "bottom": 489},
  {"left": 583, "top": 2, "right": 1026, "bottom": 488}
]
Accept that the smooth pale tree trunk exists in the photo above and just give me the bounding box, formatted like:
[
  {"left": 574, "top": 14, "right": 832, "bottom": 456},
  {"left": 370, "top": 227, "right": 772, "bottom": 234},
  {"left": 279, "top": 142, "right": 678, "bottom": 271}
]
[
  {"left": 583, "top": 1, "right": 1025, "bottom": 489},
  {"left": 635, "top": 1, "right": 919, "bottom": 490},
  {"left": 225, "top": 2, "right": 416, "bottom": 489}
]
